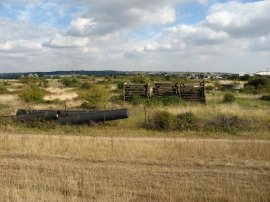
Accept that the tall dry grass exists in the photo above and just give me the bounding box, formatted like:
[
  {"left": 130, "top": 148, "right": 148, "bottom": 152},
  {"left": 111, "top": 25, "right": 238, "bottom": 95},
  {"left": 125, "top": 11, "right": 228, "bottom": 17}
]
[{"left": 0, "top": 134, "right": 269, "bottom": 201}]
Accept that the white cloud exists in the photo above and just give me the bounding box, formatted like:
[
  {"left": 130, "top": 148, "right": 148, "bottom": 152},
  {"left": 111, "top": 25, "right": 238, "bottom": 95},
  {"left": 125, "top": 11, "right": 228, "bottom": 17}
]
[
  {"left": 206, "top": 1, "right": 270, "bottom": 37},
  {"left": 0, "top": 40, "right": 41, "bottom": 52},
  {"left": 0, "top": 0, "right": 270, "bottom": 73},
  {"left": 127, "top": 6, "right": 175, "bottom": 26},
  {"left": 67, "top": 18, "right": 96, "bottom": 36},
  {"left": 64, "top": 0, "right": 179, "bottom": 36},
  {"left": 249, "top": 35, "right": 270, "bottom": 52},
  {"left": 43, "top": 34, "right": 89, "bottom": 48}
]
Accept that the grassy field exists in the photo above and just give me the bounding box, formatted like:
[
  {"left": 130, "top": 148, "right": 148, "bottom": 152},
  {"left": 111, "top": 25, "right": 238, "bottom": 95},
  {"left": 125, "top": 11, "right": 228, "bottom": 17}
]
[
  {"left": 0, "top": 77, "right": 269, "bottom": 201},
  {"left": 0, "top": 134, "right": 269, "bottom": 201}
]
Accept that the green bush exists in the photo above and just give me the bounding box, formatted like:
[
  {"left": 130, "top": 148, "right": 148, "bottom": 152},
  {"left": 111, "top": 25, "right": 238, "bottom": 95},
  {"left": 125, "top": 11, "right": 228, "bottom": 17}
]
[
  {"left": 0, "top": 86, "right": 9, "bottom": 94},
  {"left": 223, "top": 93, "right": 235, "bottom": 103},
  {"left": 80, "top": 82, "right": 92, "bottom": 90},
  {"left": 240, "top": 85, "right": 257, "bottom": 94},
  {"left": 2, "top": 81, "right": 10, "bottom": 86},
  {"left": 220, "top": 84, "right": 234, "bottom": 92},
  {"left": 148, "top": 111, "right": 175, "bottom": 130},
  {"left": 131, "top": 94, "right": 144, "bottom": 105},
  {"left": 207, "top": 114, "right": 253, "bottom": 133},
  {"left": 247, "top": 77, "right": 269, "bottom": 88},
  {"left": 19, "top": 76, "right": 39, "bottom": 84},
  {"left": 261, "top": 95, "right": 270, "bottom": 101},
  {"left": 162, "top": 96, "right": 182, "bottom": 106},
  {"left": 39, "top": 78, "right": 49, "bottom": 88},
  {"left": 130, "top": 96, "right": 181, "bottom": 106},
  {"left": 0, "top": 103, "right": 8, "bottom": 110},
  {"left": 131, "top": 75, "right": 149, "bottom": 84},
  {"left": 176, "top": 112, "right": 198, "bottom": 131},
  {"left": 80, "top": 86, "right": 108, "bottom": 109},
  {"left": 205, "top": 85, "right": 214, "bottom": 91},
  {"left": 117, "top": 81, "right": 125, "bottom": 90},
  {"left": 241, "top": 77, "right": 270, "bottom": 93},
  {"left": 147, "top": 111, "right": 198, "bottom": 131},
  {"left": 61, "top": 76, "right": 80, "bottom": 87},
  {"left": 19, "top": 85, "right": 45, "bottom": 103}
]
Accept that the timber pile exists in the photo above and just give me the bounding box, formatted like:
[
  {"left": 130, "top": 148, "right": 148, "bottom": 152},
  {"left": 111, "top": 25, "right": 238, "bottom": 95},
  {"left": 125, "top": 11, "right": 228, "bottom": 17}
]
[
  {"left": 124, "top": 83, "right": 150, "bottom": 101},
  {"left": 153, "top": 82, "right": 178, "bottom": 97},
  {"left": 178, "top": 82, "right": 205, "bottom": 103}
]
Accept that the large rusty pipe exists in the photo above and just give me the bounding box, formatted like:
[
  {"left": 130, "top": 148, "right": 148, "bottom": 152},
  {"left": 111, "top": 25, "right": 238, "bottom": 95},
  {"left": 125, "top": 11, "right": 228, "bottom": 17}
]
[
  {"left": 16, "top": 108, "right": 129, "bottom": 124},
  {"left": 59, "top": 109, "right": 129, "bottom": 124}
]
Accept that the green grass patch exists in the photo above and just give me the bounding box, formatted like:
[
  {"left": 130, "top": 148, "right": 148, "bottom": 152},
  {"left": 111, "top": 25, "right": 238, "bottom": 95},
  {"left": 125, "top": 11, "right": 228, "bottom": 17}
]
[
  {"left": 235, "top": 98, "right": 270, "bottom": 108},
  {"left": 0, "top": 86, "right": 10, "bottom": 94}
]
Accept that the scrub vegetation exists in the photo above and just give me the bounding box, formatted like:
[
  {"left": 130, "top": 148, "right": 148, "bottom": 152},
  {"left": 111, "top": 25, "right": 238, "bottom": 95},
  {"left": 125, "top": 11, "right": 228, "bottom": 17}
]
[{"left": 0, "top": 75, "right": 269, "bottom": 201}]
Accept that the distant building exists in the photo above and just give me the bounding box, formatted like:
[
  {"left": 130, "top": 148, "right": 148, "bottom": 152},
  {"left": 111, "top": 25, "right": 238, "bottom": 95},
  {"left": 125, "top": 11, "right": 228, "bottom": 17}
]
[{"left": 255, "top": 71, "right": 270, "bottom": 77}]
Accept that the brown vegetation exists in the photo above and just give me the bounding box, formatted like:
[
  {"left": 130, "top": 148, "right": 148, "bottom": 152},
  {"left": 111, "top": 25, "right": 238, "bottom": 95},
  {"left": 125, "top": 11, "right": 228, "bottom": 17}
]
[
  {"left": 0, "top": 134, "right": 269, "bottom": 201},
  {"left": 0, "top": 77, "right": 269, "bottom": 201}
]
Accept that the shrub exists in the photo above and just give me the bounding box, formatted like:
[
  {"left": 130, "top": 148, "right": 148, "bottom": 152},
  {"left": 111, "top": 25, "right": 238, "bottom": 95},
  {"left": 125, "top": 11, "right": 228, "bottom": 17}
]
[
  {"left": 117, "top": 81, "right": 125, "bottom": 90},
  {"left": 80, "top": 86, "right": 108, "bottom": 109},
  {"left": 261, "top": 95, "right": 270, "bottom": 101},
  {"left": 145, "top": 97, "right": 163, "bottom": 107},
  {"left": 2, "top": 81, "right": 10, "bottom": 86},
  {"left": 130, "top": 96, "right": 181, "bottom": 106},
  {"left": 0, "top": 86, "right": 9, "bottom": 94},
  {"left": 162, "top": 96, "right": 182, "bottom": 106},
  {"left": 131, "top": 94, "right": 144, "bottom": 105},
  {"left": 240, "top": 85, "right": 257, "bottom": 94},
  {"left": 220, "top": 84, "right": 234, "bottom": 92},
  {"left": 39, "top": 78, "right": 49, "bottom": 88},
  {"left": 19, "top": 85, "right": 45, "bottom": 103},
  {"left": 240, "top": 77, "right": 270, "bottom": 94},
  {"left": 176, "top": 112, "right": 198, "bottom": 131},
  {"left": 131, "top": 75, "right": 149, "bottom": 84},
  {"left": 247, "top": 77, "right": 269, "bottom": 88},
  {"left": 80, "top": 82, "right": 92, "bottom": 90},
  {"left": 0, "top": 103, "right": 8, "bottom": 110},
  {"left": 205, "top": 85, "right": 214, "bottom": 91},
  {"left": 148, "top": 111, "right": 175, "bottom": 131},
  {"left": 19, "top": 76, "right": 39, "bottom": 84},
  {"left": 147, "top": 111, "right": 198, "bottom": 131},
  {"left": 223, "top": 93, "right": 235, "bottom": 103},
  {"left": 61, "top": 76, "right": 80, "bottom": 87},
  {"left": 207, "top": 114, "right": 253, "bottom": 133}
]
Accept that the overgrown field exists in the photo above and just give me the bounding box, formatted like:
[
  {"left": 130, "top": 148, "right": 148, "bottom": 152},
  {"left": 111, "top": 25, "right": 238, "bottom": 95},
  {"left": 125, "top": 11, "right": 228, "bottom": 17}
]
[
  {"left": 0, "top": 76, "right": 269, "bottom": 201},
  {"left": 0, "top": 134, "right": 269, "bottom": 201}
]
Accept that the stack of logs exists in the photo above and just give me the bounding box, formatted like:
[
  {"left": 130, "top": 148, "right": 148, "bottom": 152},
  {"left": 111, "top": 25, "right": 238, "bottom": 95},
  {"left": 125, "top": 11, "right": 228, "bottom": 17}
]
[
  {"left": 124, "top": 83, "right": 150, "bottom": 101},
  {"left": 178, "top": 82, "right": 205, "bottom": 103},
  {"left": 153, "top": 82, "right": 178, "bottom": 97},
  {"left": 124, "top": 81, "right": 205, "bottom": 103}
]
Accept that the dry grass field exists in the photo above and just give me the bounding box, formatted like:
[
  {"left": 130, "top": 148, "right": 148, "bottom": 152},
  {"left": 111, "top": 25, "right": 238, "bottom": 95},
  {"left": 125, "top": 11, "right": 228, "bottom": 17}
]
[
  {"left": 0, "top": 134, "right": 269, "bottom": 201},
  {"left": 0, "top": 78, "right": 270, "bottom": 201}
]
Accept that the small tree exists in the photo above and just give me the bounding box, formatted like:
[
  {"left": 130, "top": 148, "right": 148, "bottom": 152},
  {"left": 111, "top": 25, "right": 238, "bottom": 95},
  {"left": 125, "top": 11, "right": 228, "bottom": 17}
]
[
  {"left": 149, "top": 111, "right": 175, "bottom": 130},
  {"left": 19, "top": 85, "right": 45, "bottom": 103},
  {"left": 61, "top": 76, "right": 79, "bottom": 87},
  {"left": 117, "top": 81, "right": 124, "bottom": 90},
  {"left": 80, "top": 86, "right": 108, "bottom": 109}
]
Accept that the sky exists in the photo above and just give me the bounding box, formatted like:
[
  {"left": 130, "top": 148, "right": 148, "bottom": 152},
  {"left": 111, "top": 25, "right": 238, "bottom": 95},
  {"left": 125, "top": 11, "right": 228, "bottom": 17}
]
[{"left": 0, "top": 0, "right": 269, "bottom": 73}]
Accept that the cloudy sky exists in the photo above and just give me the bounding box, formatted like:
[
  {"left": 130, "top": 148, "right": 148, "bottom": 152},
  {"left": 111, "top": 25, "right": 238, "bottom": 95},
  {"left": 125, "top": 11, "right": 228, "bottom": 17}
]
[{"left": 0, "top": 0, "right": 269, "bottom": 73}]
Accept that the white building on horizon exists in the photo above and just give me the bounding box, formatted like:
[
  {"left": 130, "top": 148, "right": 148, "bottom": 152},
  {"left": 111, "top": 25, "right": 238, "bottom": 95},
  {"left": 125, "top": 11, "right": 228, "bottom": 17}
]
[{"left": 255, "top": 70, "right": 270, "bottom": 77}]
